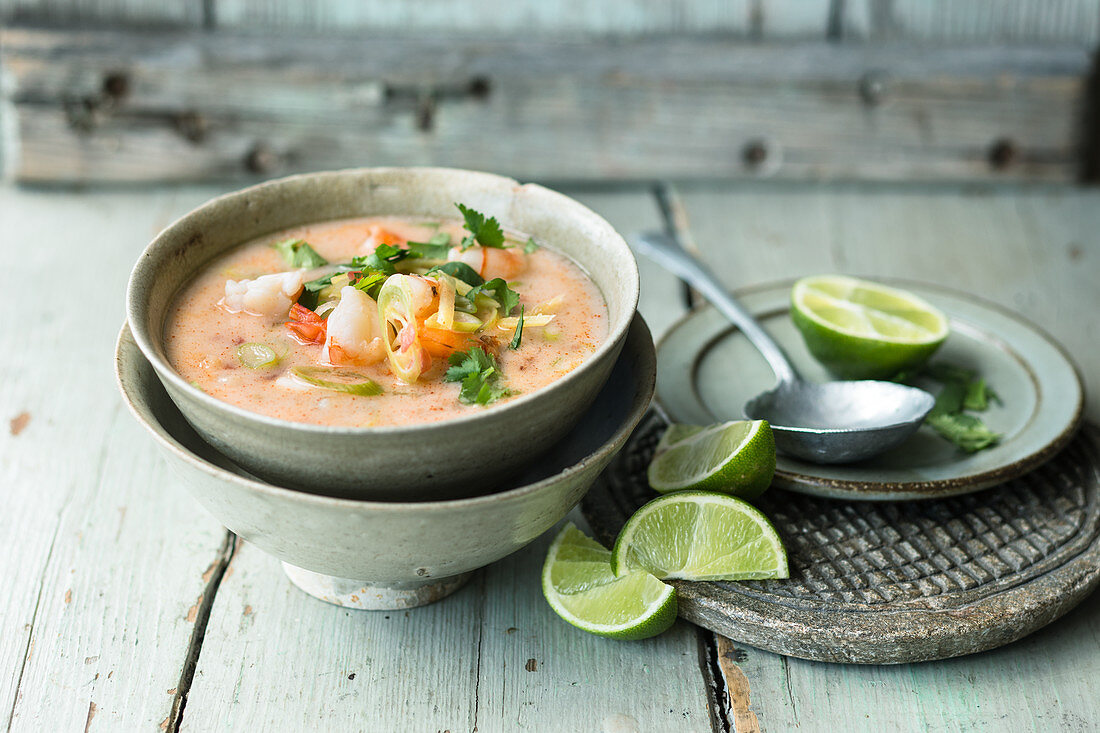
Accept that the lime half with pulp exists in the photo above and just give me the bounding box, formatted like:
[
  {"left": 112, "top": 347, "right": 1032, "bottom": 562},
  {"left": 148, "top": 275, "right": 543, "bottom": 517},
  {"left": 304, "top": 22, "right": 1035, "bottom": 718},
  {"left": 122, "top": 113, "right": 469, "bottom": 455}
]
[
  {"left": 791, "top": 275, "right": 949, "bottom": 379},
  {"left": 542, "top": 524, "right": 677, "bottom": 640},
  {"left": 647, "top": 420, "right": 775, "bottom": 500},
  {"left": 611, "top": 492, "right": 789, "bottom": 581}
]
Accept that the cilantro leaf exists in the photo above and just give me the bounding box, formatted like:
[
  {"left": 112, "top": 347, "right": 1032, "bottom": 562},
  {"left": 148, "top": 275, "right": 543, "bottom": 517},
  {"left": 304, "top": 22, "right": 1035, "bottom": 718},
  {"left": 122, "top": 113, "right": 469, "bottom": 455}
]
[
  {"left": 444, "top": 347, "right": 508, "bottom": 405},
  {"left": 426, "top": 262, "right": 484, "bottom": 287},
  {"left": 926, "top": 412, "right": 1002, "bottom": 453},
  {"left": 963, "top": 378, "right": 1000, "bottom": 411},
  {"left": 523, "top": 237, "right": 539, "bottom": 254},
  {"left": 406, "top": 241, "right": 453, "bottom": 261},
  {"left": 466, "top": 278, "right": 520, "bottom": 316},
  {"left": 509, "top": 306, "right": 525, "bottom": 349},
  {"left": 915, "top": 362, "right": 1002, "bottom": 453},
  {"left": 274, "top": 239, "right": 328, "bottom": 269},
  {"left": 351, "top": 244, "right": 410, "bottom": 276},
  {"left": 351, "top": 270, "right": 388, "bottom": 299},
  {"left": 456, "top": 203, "right": 505, "bottom": 250}
]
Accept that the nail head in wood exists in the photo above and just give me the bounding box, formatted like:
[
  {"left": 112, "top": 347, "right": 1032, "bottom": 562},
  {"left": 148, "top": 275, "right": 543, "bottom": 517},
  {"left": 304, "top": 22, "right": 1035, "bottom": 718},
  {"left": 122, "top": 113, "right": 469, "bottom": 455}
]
[
  {"left": 742, "top": 140, "right": 769, "bottom": 169},
  {"left": 468, "top": 76, "right": 492, "bottom": 100},
  {"left": 175, "top": 111, "right": 208, "bottom": 144},
  {"left": 859, "top": 71, "right": 889, "bottom": 106},
  {"left": 245, "top": 143, "right": 279, "bottom": 174},
  {"left": 102, "top": 71, "right": 130, "bottom": 100},
  {"left": 988, "top": 138, "right": 1018, "bottom": 170}
]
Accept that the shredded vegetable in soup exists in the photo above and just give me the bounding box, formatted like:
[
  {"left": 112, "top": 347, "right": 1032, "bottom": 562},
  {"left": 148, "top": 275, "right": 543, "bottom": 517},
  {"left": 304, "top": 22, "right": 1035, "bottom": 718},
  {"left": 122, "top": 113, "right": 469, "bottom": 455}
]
[{"left": 165, "top": 204, "right": 609, "bottom": 427}]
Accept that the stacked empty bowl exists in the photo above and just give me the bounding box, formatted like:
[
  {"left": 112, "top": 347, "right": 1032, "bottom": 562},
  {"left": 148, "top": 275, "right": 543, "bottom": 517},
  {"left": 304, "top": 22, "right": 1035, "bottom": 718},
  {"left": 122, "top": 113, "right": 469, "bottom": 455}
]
[{"left": 117, "top": 168, "right": 653, "bottom": 609}]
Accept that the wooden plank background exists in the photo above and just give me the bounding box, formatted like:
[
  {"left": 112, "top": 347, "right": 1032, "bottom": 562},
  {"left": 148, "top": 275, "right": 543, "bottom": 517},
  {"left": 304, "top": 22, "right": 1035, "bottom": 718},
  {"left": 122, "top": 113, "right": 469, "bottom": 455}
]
[{"left": 1, "top": 0, "right": 1099, "bottom": 184}]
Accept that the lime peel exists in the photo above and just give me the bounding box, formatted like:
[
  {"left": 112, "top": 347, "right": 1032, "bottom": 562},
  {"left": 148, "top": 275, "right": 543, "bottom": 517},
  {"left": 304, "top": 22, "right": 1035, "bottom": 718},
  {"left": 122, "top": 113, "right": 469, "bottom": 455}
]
[
  {"left": 647, "top": 420, "right": 776, "bottom": 500},
  {"left": 791, "top": 275, "right": 949, "bottom": 380},
  {"left": 611, "top": 491, "right": 789, "bottom": 582},
  {"left": 541, "top": 524, "right": 677, "bottom": 640}
]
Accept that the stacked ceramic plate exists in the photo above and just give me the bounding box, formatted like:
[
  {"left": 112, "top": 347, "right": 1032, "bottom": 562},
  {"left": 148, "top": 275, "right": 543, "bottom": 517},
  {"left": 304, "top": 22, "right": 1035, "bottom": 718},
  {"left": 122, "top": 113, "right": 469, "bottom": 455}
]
[{"left": 117, "top": 169, "right": 654, "bottom": 610}]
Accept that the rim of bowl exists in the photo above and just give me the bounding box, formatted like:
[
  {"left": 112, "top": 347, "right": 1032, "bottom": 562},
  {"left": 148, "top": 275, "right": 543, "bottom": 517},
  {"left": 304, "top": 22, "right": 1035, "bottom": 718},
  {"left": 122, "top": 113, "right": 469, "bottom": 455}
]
[
  {"left": 115, "top": 315, "right": 655, "bottom": 511},
  {"left": 126, "top": 166, "right": 640, "bottom": 436}
]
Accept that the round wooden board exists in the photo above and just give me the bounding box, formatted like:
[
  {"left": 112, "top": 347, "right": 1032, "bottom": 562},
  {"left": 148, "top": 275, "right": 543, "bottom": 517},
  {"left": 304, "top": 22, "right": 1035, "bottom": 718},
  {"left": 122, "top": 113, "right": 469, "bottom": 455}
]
[{"left": 582, "top": 414, "right": 1100, "bottom": 664}]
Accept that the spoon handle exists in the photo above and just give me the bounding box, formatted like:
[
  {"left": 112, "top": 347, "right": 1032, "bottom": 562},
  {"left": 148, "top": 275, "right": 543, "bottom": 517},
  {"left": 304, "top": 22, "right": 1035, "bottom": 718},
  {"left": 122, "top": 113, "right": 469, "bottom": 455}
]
[{"left": 633, "top": 231, "right": 799, "bottom": 385}]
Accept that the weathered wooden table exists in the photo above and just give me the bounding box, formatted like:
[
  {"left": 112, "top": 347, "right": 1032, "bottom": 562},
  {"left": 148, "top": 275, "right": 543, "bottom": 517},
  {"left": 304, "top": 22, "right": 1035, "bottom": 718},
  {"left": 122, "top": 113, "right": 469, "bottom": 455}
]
[{"left": 2, "top": 181, "right": 1098, "bottom": 732}]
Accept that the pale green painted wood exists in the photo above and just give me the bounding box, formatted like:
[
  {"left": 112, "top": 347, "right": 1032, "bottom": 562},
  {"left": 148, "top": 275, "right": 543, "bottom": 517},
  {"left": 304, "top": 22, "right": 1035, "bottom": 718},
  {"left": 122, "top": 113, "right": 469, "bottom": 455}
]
[
  {"left": 212, "top": 0, "right": 832, "bottom": 39},
  {"left": 0, "top": 187, "right": 229, "bottom": 730},
  {"left": 0, "top": 0, "right": 204, "bottom": 25},
  {"left": 675, "top": 182, "right": 1100, "bottom": 731},
  {"left": 850, "top": 0, "right": 1100, "bottom": 44},
  {"left": 5, "top": 29, "right": 1088, "bottom": 184}
]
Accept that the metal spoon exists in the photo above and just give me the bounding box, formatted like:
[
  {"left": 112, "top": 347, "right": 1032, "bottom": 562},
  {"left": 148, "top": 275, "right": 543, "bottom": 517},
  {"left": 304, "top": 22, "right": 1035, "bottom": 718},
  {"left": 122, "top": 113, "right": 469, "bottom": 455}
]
[{"left": 634, "top": 231, "right": 935, "bottom": 464}]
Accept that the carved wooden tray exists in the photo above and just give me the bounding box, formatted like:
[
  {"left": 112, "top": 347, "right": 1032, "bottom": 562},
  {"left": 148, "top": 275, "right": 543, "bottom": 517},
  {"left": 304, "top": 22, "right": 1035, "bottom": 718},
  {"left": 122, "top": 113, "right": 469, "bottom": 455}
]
[{"left": 582, "top": 414, "right": 1100, "bottom": 664}]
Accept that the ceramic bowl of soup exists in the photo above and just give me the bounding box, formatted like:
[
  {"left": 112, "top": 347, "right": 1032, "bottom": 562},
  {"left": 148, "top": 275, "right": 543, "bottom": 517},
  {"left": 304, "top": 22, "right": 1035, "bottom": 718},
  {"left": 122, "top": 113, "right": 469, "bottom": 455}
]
[
  {"left": 116, "top": 315, "right": 655, "bottom": 609},
  {"left": 127, "top": 168, "right": 639, "bottom": 500}
]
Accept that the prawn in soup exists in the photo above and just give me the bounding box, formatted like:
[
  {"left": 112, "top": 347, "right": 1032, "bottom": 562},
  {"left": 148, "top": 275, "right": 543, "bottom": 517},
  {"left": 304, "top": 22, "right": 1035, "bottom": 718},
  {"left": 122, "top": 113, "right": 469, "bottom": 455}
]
[{"left": 165, "top": 205, "right": 608, "bottom": 427}]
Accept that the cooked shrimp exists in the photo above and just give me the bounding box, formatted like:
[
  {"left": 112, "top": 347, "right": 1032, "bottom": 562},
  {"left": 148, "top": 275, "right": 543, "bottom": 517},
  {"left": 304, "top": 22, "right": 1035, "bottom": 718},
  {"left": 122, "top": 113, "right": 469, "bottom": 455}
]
[
  {"left": 447, "top": 245, "right": 526, "bottom": 280},
  {"left": 322, "top": 287, "right": 386, "bottom": 366},
  {"left": 221, "top": 272, "right": 304, "bottom": 319},
  {"left": 358, "top": 224, "right": 405, "bottom": 256}
]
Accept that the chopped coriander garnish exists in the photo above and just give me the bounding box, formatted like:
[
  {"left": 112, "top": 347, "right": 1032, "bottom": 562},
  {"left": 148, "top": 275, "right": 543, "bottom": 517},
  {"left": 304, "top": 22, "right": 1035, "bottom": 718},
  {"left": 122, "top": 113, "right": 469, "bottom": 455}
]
[
  {"left": 456, "top": 203, "right": 505, "bottom": 250},
  {"left": 352, "top": 243, "right": 411, "bottom": 276},
  {"left": 426, "top": 262, "right": 484, "bottom": 287},
  {"left": 351, "top": 270, "right": 388, "bottom": 299},
  {"left": 444, "top": 347, "right": 509, "bottom": 405},
  {"left": 523, "top": 237, "right": 539, "bottom": 254},
  {"left": 406, "top": 241, "right": 453, "bottom": 261},
  {"left": 908, "top": 362, "right": 1002, "bottom": 453},
  {"left": 509, "top": 306, "right": 525, "bottom": 349},
  {"left": 466, "top": 277, "right": 520, "bottom": 316},
  {"left": 274, "top": 239, "right": 328, "bottom": 269}
]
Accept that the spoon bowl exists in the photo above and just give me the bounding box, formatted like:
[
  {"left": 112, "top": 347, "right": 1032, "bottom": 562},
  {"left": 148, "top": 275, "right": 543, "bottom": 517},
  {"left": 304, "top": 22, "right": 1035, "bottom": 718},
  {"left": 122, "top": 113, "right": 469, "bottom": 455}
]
[
  {"left": 633, "top": 231, "right": 936, "bottom": 465},
  {"left": 744, "top": 380, "right": 935, "bottom": 463}
]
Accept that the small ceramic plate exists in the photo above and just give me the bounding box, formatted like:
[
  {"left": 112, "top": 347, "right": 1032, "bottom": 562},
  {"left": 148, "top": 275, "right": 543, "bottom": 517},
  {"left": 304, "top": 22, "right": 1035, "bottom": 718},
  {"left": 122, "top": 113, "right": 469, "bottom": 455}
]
[{"left": 657, "top": 280, "right": 1085, "bottom": 500}]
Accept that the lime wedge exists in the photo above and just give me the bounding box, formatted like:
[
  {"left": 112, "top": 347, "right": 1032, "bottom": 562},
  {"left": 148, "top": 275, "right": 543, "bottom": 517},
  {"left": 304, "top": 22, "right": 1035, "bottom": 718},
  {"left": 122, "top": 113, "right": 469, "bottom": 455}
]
[
  {"left": 791, "top": 275, "right": 949, "bottom": 379},
  {"left": 611, "top": 492, "right": 788, "bottom": 581},
  {"left": 542, "top": 524, "right": 677, "bottom": 640},
  {"left": 647, "top": 420, "right": 775, "bottom": 500}
]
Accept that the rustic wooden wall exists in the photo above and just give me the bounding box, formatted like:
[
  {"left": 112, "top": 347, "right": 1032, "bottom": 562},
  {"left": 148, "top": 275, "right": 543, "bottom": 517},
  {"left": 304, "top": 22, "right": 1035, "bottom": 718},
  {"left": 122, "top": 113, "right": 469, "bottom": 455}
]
[{"left": 1, "top": 0, "right": 1098, "bottom": 184}]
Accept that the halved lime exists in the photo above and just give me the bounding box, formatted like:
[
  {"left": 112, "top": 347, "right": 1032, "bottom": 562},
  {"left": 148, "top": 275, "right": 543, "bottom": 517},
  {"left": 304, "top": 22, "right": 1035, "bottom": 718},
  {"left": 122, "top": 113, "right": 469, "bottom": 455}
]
[
  {"left": 611, "top": 492, "right": 788, "bottom": 581},
  {"left": 542, "top": 523, "right": 677, "bottom": 640},
  {"left": 791, "top": 275, "right": 949, "bottom": 379},
  {"left": 647, "top": 420, "right": 775, "bottom": 500}
]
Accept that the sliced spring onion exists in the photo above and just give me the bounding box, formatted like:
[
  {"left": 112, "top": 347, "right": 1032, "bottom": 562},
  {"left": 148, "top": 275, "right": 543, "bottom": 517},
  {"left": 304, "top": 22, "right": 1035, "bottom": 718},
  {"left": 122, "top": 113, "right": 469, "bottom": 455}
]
[
  {"left": 290, "top": 366, "right": 383, "bottom": 396},
  {"left": 542, "top": 324, "right": 562, "bottom": 342},
  {"left": 436, "top": 275, "right": 456, "bottom": 330},
  {"left": 535, "top": 294, "right": 564, "bottom": 314},
  {"left": 498, "top": 314, "right": 554, "bottom": 330},
  {"left": 425, "top": 311, "right": 483, "bottom": 333},
  {"left": 236, "top": 343, "right": 280, "bottom": 369}
]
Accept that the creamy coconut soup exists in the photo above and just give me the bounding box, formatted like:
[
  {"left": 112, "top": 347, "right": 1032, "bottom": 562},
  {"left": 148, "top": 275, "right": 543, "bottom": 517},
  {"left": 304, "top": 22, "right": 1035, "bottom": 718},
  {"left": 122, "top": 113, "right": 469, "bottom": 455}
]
[{"left": 165, "top": 206, "right": 609, "bottom": 427}]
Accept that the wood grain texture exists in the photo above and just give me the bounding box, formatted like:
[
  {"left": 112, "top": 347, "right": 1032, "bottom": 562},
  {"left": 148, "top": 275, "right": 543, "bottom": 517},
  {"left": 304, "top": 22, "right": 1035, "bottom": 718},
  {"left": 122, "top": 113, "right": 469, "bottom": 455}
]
[
  {"left": 673, "top": 181, "right": 1100, "bottom": 730},
  {"left": 2, "top": 28, "right": 1091, "bottom": 184},
  {"left": 0, "top": 186, "right": 230, "bottom": 730},
  {"left": 850, "top": 0, "right": 1100, "bottom": 44},
  {"left": 182, "top": 513, "right": 713, "bottom": 732},
  {"left": 212, "top": 0, "right": 755, "bottom": 37},
  {"left": 0, "top": 0, "right": 204, "bottom": 26}
]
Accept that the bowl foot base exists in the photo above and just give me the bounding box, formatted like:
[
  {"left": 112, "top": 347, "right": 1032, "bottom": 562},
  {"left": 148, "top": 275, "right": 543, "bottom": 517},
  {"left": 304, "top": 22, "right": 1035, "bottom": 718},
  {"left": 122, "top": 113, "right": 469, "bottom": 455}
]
[{"left": 282, "top": 562, "right": 474, "bottom": 610}]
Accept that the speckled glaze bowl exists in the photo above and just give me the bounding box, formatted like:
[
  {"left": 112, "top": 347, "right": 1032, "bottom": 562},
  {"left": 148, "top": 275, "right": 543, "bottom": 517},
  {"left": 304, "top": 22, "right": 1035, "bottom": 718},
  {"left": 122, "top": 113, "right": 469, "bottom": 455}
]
[
  {"left": 116, "top": 316, "right": 654, "bottom": 609},
  {"left": 126, "top": 168, "right": 639, "bottom": 500}
]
